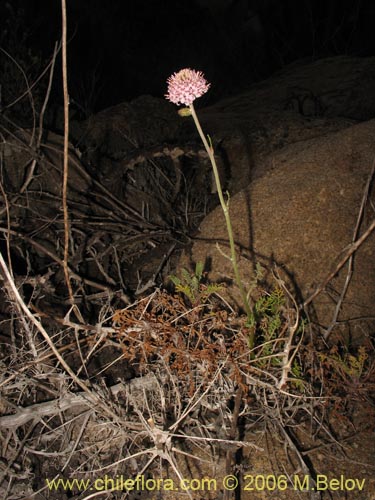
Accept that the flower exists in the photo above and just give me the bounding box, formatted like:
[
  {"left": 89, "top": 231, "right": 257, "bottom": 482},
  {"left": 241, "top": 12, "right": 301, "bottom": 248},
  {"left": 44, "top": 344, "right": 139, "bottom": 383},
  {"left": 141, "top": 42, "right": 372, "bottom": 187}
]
[{"left": 165, "top": 68, "right": 210, "bottom": 106}]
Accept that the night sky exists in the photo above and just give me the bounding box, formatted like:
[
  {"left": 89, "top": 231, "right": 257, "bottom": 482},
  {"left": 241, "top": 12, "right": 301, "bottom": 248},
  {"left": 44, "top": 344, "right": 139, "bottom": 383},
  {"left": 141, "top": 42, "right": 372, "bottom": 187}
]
[{"left": 2, "top": 0, "right": 375, "bottom": 118}]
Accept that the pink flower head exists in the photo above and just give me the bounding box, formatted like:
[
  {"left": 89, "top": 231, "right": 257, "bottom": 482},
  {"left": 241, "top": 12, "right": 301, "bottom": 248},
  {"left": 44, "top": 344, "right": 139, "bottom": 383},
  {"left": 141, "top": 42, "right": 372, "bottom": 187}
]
[{"left": 165, "top": 68, "right": 210, "bottom": 106}]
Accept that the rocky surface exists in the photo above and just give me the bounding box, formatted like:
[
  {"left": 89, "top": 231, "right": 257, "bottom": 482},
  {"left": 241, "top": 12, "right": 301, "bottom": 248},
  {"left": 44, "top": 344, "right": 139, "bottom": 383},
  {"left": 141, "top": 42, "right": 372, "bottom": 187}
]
[
  {"left": 175, "top": 56, "right": 375, "bottom": 343},
  {"left": 197, "top": 55, "right": 375, "bottom": 193}
]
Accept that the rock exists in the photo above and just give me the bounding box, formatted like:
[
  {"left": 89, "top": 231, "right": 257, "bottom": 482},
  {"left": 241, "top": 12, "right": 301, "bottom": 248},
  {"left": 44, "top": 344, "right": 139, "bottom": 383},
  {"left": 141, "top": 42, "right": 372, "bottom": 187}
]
[
  {"left": 181, "top": 120, "right": 375, "bottom": 343},
  {"left": 197, "top": 55, "right": 375, "bottom": 193},
  {"left": 79, "top": 95, "right": 181, "bottom": 180}
]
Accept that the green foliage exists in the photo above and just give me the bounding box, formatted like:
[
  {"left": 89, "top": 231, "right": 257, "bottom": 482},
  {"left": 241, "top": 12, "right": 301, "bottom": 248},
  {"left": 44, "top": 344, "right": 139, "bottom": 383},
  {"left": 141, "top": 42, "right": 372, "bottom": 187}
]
[
  {"left": 318, "top": 345, "right": 369, "bottom": 381},
  {"left": 169, "top": 262, "right": 223, "bottom": 304},
  {"left": 246, "top": 286, "right": 285, "bottom": 363},
  {"left": 246, "top": 282, "right": 305, "bottom": 388},
  {"left": 253, "top": 287, "right": 284, "bottom": 330},
  {"left": 290, "top": 359, "right": 305, "bottom": 390}
]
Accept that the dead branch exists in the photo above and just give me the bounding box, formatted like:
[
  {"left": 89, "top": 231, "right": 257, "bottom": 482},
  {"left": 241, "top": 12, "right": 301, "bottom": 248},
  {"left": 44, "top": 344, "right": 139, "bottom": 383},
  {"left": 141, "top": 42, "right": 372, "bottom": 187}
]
[
  {"left": 0, "top": 251, "right": 126, "bottom": 424},
  {"left": 303, "top": 217, "right": 375, "bottom": 308},
  {"left": 273, "top": 268, "right": 301, "bottom": 389},
  {"left": 0, "top": 373, "right": 157, "bottom": 429},
  {"left": 323, "top": 158, "right": 375, "bottom": 338},
  {"left": 0, "top": 226, "right": 131, "bottom": 304}
]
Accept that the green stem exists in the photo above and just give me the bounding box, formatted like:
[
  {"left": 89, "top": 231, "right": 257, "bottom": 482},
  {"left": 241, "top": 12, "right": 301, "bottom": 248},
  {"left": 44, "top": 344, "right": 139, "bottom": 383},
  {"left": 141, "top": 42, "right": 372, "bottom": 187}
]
[{"left": 189, "top": 104, "right": 255, "bottom": 348}]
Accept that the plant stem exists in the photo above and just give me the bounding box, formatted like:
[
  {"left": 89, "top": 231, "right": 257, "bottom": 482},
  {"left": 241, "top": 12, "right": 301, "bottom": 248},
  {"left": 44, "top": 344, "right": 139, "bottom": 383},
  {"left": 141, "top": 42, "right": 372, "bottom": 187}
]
[{"left": 189, "top": 104, "right": 255, "bottom": 348}]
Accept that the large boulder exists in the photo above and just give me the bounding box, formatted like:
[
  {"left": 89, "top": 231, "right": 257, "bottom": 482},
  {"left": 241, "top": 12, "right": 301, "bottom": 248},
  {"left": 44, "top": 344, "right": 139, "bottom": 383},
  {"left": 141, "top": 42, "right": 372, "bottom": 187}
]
[
  {"left": 198, "top": 55, "right": 375, "bottom": 193},
  {"left": 181, "top": 120, "right": 375, "bottom": 342}
]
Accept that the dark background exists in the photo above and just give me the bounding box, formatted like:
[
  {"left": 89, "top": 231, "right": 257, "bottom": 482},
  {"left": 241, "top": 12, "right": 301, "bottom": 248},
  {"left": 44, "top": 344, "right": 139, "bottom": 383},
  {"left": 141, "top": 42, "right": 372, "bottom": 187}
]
[{"left": 1, "top": 0, "right": 375, "bottom": 118}]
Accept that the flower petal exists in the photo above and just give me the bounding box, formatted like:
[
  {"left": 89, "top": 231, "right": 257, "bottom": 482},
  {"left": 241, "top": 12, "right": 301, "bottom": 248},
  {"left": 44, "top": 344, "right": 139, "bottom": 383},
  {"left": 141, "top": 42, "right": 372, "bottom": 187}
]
[{"left": 165, "top": 68, "right": 210, "bottom": 106}]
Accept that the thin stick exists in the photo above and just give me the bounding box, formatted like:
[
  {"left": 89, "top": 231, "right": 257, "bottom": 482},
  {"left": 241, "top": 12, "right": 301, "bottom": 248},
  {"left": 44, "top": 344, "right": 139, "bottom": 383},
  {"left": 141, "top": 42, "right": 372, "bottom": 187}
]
[
  {"left": 273, "top": 269, "right": 301, "bottom": 389},
  {"left": 61, "top": 0, "right": 75, "bottom": 307},
  {"left": 0, "top": 46, "right": 58, "bottom": 115},
  {"left": 0, "top": 47, "right": 36, "bottom": 136},
  {"left": 324, "top": 160, "right": 375, "bottom": 338},
  {"left": 303, "top": 218, "right": 375, "bottom": 308}
]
